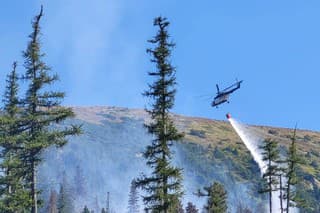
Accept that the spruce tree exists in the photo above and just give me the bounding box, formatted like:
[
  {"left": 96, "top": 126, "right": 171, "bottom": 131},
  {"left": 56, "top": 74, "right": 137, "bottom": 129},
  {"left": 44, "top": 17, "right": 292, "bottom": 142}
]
[
  {"left": 136, "top": 16, "right": 184, "bottom": 213},
  {"left": 185, "top": 202, "right": 198, "bottom": 213},
  {"left": 20, "top": 6, "right": 81, "bottom": 213},
  {"left": 197, "top": 181, "right": 228, "bottom": 213},
  {"left": 57, "top": 174, "right": 74, "bottom": 213},
  {"left": 259, "top": 138, "right": 280, "bottom": 213},
  {"left": 285, "top": 128, "right": 304, "bottom": 212},
  {"left": 0, "top": 62, "right": 30, "bottom": 212},
  {"left": 127, "top": 179, "right": 139, "bottom": 213}
]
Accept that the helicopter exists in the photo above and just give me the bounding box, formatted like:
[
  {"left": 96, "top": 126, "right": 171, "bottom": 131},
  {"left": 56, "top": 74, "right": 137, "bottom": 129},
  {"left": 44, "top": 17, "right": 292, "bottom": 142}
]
[{"left": 211, "top": 80, "right": 243, "bottom": 107}]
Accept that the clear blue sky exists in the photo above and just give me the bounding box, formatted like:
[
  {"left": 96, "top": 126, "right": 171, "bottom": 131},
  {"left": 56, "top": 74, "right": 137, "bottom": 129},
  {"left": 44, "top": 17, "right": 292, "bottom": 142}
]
[{"left": 0, "top": 0, "right": 319, "bottom": 131}]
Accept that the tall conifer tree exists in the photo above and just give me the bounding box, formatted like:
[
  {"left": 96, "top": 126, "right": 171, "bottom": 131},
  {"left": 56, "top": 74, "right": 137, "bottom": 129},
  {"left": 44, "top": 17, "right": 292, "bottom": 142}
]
[
  {"left": 21, "top": 6, "right": 81, "bottom": 212},
  {"left": 0, "top": 62, "right": 30, "bottom": 212},
  {"left": 0, "top": 62, "right": 20, "bottom": 195},
  {"left": 136, "top": 16, "right": 183, "bottom": 212},
  {"left": 259, "top": 138, "right": 280, "bottom": 213},
  {"left": 127, "top": 179, "right": 139, "bottom": 213},
  {"left": 57, "top": 173, "right": 74, "bottom": 213},
  {"left": 285, "top": 128, "right": 305, "bottom": 212}
]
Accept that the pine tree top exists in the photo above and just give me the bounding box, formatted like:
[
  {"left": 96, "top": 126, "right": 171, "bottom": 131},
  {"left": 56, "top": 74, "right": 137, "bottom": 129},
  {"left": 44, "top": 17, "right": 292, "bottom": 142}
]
[{"left": 3, "top": 62, "right": 20, "bottom": 117}]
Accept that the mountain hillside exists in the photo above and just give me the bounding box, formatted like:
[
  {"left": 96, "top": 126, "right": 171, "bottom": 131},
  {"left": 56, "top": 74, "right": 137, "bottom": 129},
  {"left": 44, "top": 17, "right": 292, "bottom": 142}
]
[{"left": 39, "top": 106, "right": 320, "bottom": 212}]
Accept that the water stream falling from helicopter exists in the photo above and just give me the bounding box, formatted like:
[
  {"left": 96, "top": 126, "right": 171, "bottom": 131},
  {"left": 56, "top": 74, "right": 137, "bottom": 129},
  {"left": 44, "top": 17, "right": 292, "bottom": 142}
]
[
  {"left": 227, "top": 114, "right": 298, "bottom": 213},
  {"left": 228, "top": 115, "right": 267, "bottom": 174}
]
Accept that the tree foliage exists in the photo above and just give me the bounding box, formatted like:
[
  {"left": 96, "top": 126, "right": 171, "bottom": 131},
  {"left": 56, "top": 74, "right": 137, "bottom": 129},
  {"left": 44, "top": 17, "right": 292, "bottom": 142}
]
[
  {"left": 18, "top": 6, "right": 81, "bottom": 213},
  {"left": 259, "top": 138, "right": 280, "bottom": 213},
  {"left": 82, "top": 206, "right": 90, "bottom": 213},
  {"left": 127, "top": 179, "right": 139, "bottom": 213},
  {"left": 197, "top": 181, "right": 228, "bottom": 213},
  {"left": 168, "top": 197, "right": 184, "bottom": 213},
  {"left": 136, "top": 16, "right": 184, "bottom": 213},
  {"left": 57, "top": 173, "right": 74, "bottom": 213},
  {"left": 285, "top": 128, "right": 305, "bottom": 212},
  {"left": 0, "top": 62, "right": 30, "bottom": 212}
]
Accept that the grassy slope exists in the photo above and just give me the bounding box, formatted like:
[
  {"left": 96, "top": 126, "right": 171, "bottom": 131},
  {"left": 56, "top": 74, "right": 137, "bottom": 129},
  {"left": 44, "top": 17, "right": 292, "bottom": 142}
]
[
  {"left": 178, "top": 114, "right": 320, "bottom": 177},
  {"left": 73, "top": 106, "right": 320, "bottom": 212}
]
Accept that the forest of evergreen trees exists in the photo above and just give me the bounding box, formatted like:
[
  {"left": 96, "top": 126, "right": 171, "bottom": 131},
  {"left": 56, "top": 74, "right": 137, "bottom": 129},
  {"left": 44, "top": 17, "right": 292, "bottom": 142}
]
[{"left": 0, "top": 6, "right": 308, "bottom": 213}]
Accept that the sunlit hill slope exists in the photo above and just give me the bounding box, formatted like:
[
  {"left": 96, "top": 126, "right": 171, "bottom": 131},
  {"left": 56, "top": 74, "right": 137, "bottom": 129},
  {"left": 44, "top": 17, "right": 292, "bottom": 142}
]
[{"left": 39, "top": 106, "right": 320, "bottom": 212}]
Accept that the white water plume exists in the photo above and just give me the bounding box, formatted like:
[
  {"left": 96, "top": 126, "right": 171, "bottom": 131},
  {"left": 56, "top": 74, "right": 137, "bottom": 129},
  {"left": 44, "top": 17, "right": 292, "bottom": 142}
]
[
  {"left": 228, "top": 117, "right": 267, "bottom": 174},
  {"left": 228, "top": 116, "right": 298, "bottom": 213}
]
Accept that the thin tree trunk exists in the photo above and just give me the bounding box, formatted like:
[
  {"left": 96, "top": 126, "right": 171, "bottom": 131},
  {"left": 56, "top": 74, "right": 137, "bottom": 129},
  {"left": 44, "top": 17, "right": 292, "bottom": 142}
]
[
  {"left": 7, "top": 155, "right": 12, "bottom": 194},
  {"left": 163, "top": 151, "right": 167, "bottom": 213},
  {"left": 31, "top": 161, "right": 37, "bottom": 213},
  {"left": 286, "top": 182, "right": 290, "bottom": 213},
  {"left": 279, "top": 175, "right": 284, "bottom": 213},
  {"left": 269, "top": 158, "right": 272, "bottom": 213},
  {"left": 162, "top": 88, "right": 167, "bottom": 213},
  {"left": 269, "top": 182, "right": 272, "bottom": 213}
]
